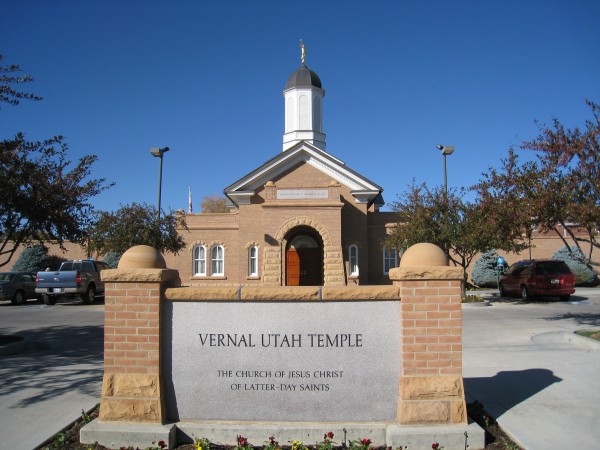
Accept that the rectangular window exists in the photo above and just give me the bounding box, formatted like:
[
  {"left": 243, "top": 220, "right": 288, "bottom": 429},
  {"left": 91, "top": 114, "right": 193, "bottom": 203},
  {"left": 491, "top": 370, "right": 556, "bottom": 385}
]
[{"left": 383, "top": 248, "right": 398, "bottom": 274}]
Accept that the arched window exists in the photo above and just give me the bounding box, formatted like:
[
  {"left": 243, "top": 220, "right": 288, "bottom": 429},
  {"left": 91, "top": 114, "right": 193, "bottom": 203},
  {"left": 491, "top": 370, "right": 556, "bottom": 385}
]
[
  {"left": 192, "top": 245, "right": 206, "bottom": 276},
  {"left": 211, "top": 245, "right": 224, "bottom": 276},
  {"left": 383, "top": 248, "right": 398, "bottom": 274},
  {"left": 349, "top": 245, "right": 359, "bottom": 276},
  {"left": 248, "top": 246, "right": 258, "bottom": 277}
]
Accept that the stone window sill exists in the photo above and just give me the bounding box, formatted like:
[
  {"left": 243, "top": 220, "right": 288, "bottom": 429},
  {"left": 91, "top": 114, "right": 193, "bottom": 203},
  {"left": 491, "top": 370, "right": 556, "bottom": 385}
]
[{"left": 191, "top": 276, "right": 227, "bottom": 280}]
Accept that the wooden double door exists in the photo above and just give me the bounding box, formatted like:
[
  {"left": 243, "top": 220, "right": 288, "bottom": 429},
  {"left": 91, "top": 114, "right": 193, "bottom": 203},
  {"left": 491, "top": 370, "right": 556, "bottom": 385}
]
[{"left": 286, "top": 247, "right": 323, "bottom": 286}]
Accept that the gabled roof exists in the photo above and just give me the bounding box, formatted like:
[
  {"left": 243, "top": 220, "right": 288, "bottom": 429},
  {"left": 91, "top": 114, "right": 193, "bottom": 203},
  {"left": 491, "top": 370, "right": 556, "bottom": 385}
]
[{"left": 224, "top": 141, "right": 383, "bottom": 206}]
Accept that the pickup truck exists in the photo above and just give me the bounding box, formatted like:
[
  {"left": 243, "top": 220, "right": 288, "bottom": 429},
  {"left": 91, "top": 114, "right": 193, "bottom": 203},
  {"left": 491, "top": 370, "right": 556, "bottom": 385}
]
[{"left": 35, "top": 259, "right": 110, "bottom": 305}]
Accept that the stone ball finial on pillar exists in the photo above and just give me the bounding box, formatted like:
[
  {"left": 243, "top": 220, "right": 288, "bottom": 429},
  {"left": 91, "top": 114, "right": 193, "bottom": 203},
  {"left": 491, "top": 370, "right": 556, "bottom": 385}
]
[
  {"left": 117, "top": 245, "right": 167, "bottom": 269},
  {"left": 399, "top": 242, "right": 448, "bottom": 267}
]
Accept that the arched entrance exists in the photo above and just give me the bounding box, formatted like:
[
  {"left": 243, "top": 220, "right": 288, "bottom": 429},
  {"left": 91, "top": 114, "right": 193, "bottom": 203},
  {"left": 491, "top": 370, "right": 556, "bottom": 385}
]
[{"left": 285, "top": 231, "right": 323, "bottom": 286}]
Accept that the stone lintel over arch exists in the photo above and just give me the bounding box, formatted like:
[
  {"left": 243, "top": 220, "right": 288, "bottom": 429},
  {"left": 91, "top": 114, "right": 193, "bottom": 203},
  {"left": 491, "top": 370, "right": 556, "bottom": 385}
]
[{"left": 274, "top": 216, "right": 333, "bottom": 246}]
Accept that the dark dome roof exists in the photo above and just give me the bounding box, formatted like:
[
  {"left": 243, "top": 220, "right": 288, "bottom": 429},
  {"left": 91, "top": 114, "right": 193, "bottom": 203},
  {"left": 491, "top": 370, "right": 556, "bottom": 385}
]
[{"left": 285, "top": 65, "right": 322, "bottom": 89}]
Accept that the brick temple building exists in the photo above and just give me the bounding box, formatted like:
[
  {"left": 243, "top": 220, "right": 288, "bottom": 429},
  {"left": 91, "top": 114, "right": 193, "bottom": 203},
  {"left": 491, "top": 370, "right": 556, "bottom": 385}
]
[{"left": 164, "top": 57, "right": 401, "bottom": 286}]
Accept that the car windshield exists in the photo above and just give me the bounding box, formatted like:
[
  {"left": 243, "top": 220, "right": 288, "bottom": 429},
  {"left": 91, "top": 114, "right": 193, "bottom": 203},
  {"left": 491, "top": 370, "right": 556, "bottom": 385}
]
[{"left": 535, "top": 261, "right": 571, "bottom": 275}]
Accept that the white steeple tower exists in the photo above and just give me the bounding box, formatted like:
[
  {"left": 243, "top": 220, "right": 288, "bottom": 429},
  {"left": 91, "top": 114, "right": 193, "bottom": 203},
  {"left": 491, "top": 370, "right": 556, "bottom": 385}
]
[{"left": 282, "top": 40, "right": 326, "bottom": 151}]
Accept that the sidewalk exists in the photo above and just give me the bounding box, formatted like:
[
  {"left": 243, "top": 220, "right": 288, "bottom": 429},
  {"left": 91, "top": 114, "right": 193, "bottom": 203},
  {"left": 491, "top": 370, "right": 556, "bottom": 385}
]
[
  {"left": 0, "top": 302, "right": 104, "bottom": 450},
  {"left": 462, "top": 288, "right": 600, "bottom": 449}
]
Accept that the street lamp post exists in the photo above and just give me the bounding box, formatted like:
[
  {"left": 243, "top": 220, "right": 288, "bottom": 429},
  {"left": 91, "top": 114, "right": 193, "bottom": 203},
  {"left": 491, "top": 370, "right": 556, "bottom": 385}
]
[
  {"left": 435, "top": 144, "right": 455, "bottom": 194},
  {"left": 150, "top": 147, "right": 170, "bottom": 222}
]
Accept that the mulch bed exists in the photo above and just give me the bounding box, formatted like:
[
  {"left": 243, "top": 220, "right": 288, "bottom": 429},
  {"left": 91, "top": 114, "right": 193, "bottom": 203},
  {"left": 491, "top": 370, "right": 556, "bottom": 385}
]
[
  {"left": 35, "top": 402, "right": 522, "bottom": 450},
  {"left": 0, "top": 335, "right": 24, "bottom": 345}
]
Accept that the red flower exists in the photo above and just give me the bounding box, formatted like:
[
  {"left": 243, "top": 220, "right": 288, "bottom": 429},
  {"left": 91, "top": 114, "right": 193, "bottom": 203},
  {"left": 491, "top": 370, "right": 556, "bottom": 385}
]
[
  {"left": 327, "top": 432, "right": 334, "bottom": 439},
  {"left": 432, "top": 443, "right": 440, "bottom": 449},
  {"left": 158, "top": 441, "right": 166, "bottom": 449},
  {"left": 237, "top": 435, "right": 248, "bottom": 447},
  {"left": 361, "top": 439, "right": 371, "bottom": 446}
]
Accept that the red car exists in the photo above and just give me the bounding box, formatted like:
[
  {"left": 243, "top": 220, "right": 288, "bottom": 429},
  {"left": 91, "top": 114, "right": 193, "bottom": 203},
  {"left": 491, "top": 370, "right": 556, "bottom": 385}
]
[{"left": 499, "top": 259, "right": 575, "bottom": 301}]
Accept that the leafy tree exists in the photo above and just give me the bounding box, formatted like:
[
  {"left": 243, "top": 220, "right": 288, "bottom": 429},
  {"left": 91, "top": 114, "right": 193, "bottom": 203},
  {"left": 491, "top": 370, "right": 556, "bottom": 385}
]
[
  {"left": 0, "top": 134, "right": 111, "bottom": 268},
  {"left": 11, "top": 244, "right": 65, "bottom": 272},
  {"left": 200, "top": 194, "right": 228, "bottom": 213},
  {"left": 386, "top": 182, "right": 510, "bottom": 281},
  {"left": 552, "top": 246, "right": 598, "bottom": 286},
  {"left": 474, "top": 100, "right": 600, "bottom": 265},
  {"left": 471, "top": 249, "right": 509, "bottom": 288},
  {"left": 0, "top": 54, "right": 42, "bottom": 107},
  {"left": 0, "top": 56, "right": 112, "bottom": 268},
  {"left": 86, "top": 202, "right": 187, "bottom": 256}
]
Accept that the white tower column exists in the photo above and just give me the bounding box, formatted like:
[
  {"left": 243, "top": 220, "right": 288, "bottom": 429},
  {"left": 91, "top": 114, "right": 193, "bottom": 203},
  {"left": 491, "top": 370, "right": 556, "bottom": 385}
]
[
  {"left": 283, "top": 42, "right": 326, "bottom": 152},
  {"left": 283, "top": 81, "right": 326, "bottom": 151}
]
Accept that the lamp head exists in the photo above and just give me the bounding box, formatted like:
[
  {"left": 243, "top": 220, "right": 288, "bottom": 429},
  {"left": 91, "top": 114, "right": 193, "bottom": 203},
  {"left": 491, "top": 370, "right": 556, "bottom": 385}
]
[
  {"left": 436, "top": 144, "right": 455, "bottom": 156},
  {"left": 150, "top": 147, "right": 170, "bottom": 157}
]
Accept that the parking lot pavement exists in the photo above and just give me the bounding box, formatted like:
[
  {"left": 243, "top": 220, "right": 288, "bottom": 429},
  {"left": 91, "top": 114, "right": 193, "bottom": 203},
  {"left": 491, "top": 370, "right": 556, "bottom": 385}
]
[
  {"left": 462, "top": 288, "right": 600, "bottom": 450},
  {"left": 0, "top": 300, "right": 104, "bottom": 450}
]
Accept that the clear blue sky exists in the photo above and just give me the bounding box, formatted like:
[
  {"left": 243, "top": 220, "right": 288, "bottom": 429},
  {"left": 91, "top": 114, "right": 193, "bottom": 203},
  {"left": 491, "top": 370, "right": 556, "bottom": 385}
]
[{"left": 2, "top": 0, "right": 599, "bottom": 213}]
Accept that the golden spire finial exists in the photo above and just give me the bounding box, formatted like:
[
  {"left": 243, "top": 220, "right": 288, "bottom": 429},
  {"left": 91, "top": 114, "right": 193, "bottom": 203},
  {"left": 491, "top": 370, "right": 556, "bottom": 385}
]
[{"left": 300, "top": 39, "right": 306, "bottom": 65}]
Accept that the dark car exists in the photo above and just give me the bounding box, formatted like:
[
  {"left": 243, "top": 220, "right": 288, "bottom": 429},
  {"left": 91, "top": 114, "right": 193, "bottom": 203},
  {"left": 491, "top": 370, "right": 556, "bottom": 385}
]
[
  {"left": 0, "top": 272, "right": 39, "bottom": 305},
  {"left": 499, "top": 259, "right": 575, "bottom": 301}
]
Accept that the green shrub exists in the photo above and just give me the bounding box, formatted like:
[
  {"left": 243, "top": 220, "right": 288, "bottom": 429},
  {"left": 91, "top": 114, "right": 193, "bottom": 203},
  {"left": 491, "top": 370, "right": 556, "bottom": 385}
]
[
  {"left": 552, "top": 246, "right": 599, "bottom": 286},
  {"left": 11, "top": 245, "right": 65, "bottom": 272},
  {"left": 471, "top": 249, "right": 508, "bottom": 288},
  {"left": 103, "top": 251, "right": 122, "bottom": 268}
]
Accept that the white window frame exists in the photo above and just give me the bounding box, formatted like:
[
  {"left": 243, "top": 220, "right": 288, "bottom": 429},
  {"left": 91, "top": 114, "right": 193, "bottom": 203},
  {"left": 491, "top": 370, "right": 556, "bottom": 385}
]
[
  {"left": 349, "top": 244, "right": 359, "bottom": 276},
  {"left": 193, "top": 245, "right": 207, "bottom": 276},
  {"left": 383, "top": 248, "right": 398, "bottom": 275},
  {"left": 211, "top": 245, "right": 224, "bottom": 276},
  {"left": 248, "top": 245, "right": 259, "bottom": 277}
]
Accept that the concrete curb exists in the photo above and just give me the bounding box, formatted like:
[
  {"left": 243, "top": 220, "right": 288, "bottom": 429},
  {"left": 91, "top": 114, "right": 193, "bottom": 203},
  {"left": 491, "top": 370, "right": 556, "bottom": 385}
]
[
  {"left": 81, "top": 419, "right": 176, "bottom": 450},
  {"left": 531, "top": 331, "right": 600, "bottom": 351},
  {"left": 462, "top": 300, "right": 492, "bottom": 307},
  {"left": 0, "top": 335, "right": 28, "bottom": 356},
  {"left": 82, "top": 420, "right": 485, "bottom": 450}
]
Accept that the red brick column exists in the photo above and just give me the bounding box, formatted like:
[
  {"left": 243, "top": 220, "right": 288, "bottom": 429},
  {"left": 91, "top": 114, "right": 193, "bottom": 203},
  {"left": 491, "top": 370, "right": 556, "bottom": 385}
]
[
  {"left": 99, "top": 268, "right": 179, "bottom": 423},
  {"left": 390, "top": 263, "right": 467, "bottom": 425}
]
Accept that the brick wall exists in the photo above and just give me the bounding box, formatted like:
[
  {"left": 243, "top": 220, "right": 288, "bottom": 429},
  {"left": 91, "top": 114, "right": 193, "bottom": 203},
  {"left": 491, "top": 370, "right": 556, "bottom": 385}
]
[
  {"left": 397, "top": 279, "right": 462, "bottom": 377},
  {"left": 99, "top": 268, "right": 179, "bottom": 423},
  {"left": 103, "top": 281, "right": 162, "bottom": 375},
  {"left": 390, "top": 266, "right": 467, "bottom": 425}
]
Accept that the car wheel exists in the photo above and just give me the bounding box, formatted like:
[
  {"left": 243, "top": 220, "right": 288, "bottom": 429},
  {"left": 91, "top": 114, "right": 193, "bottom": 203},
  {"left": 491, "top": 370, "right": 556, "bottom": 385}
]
[
  {"left": 43, "top": 294, "right": 57, "bottom": 305},
  {"left": 83, "top": 285, "right": 96, "bottom": 304},
  {"left": 521, "top": 286, "right": 530, "bottom": 301},
  {"left": 498, "top": 283, "right": 507, "bottom": 298},
  {"left": 11, "top": 290, "right": 26, "bottom": 305},
  {"left": 559, "top": 294, "right": 571, "bottom": 301}
]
